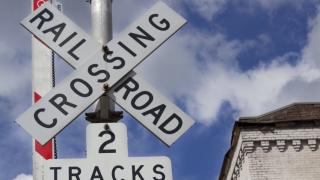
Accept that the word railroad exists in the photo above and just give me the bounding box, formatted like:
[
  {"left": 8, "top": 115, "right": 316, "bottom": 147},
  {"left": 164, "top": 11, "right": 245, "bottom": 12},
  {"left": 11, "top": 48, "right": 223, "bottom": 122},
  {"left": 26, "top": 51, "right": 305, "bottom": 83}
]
[{"left": 17, "top": 1, "right": 194, "bottom": 146}]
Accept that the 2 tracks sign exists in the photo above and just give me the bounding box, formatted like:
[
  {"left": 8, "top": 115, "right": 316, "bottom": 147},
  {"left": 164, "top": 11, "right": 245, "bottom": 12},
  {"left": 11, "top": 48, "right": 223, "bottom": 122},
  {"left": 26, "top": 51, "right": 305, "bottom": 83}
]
[
  {"left": 17, "top": 1, "right": 194, "bottom": 146},
  {"left": 45, "top": 123, "right": 173, "bottom": 180}
]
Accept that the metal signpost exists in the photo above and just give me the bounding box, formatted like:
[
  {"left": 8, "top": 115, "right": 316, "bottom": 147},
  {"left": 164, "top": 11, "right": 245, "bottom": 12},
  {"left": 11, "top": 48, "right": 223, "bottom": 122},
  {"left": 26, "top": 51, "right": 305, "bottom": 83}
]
[
  {"left": 18, "top": 1, "right": 195, "bottom": 179},
  {"left": 90, "top": 0, "right": 116, "bottom": 123}
]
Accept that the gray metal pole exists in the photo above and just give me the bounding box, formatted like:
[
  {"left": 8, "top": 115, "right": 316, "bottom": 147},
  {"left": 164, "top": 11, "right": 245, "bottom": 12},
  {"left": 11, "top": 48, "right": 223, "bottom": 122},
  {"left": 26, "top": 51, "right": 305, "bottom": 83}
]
[
  {"left": 91, "top": 0, "right": 112, "bottom": 45},
  {"left": 88, "top": 0, "right": 122, "bottom": 122}
]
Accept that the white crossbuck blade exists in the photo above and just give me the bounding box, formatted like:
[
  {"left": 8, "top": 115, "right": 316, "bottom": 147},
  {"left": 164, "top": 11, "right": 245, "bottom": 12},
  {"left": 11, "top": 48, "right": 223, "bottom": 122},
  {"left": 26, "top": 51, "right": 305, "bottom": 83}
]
[{"left": 17, "top": 1, "right": 195, "bottom": 146}]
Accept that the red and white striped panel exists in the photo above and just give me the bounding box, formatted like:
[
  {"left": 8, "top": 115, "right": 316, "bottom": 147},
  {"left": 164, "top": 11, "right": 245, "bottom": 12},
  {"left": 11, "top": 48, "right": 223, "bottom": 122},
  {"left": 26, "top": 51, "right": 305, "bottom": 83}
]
[
  {"left": 34, "top": 92, "right": 54, "bottom": 160},
  {"left": 32, "top": 0, "right": 55, "bottom": 179}
]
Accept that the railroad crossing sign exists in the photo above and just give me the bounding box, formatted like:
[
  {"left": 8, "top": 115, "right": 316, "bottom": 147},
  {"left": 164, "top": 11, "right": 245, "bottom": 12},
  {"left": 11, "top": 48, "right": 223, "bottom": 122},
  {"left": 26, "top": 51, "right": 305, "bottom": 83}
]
[
  {"left": 17, "top": 1, "right": 194, "bottom": 146},
  {"left": 45, "top": 123, "right": 172, "bottom": 180}
]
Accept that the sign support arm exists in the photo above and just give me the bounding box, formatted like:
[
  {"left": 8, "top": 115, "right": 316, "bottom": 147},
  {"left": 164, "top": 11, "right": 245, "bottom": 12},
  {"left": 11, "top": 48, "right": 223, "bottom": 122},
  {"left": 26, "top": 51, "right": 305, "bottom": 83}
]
[{"left": 86, "top": 0, "right": 123, "bottom": 123}]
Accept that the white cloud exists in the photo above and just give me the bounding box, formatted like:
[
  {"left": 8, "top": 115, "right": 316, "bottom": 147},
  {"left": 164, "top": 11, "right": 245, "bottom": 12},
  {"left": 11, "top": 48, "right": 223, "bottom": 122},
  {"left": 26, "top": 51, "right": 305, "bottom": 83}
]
[
  {"left": 301, "top": 8, "right": 320, "bottom": 68},
  {"left": 184, "top": 6, "right": 320, "bottom": 124},
  {"left": 0, "top": 42, "right": 29, "bottom": 95},
  {"left": 136, "top": 28, "right": 246, "bottom": 123},
  {"left": 13, "top": 174, "right": 32, "bottom": 180},
  {"left": 137, "top": 28, "right": 246, "bottom": 97},
  {"left": 187, "top": 54, "right": 300, "bottom": 123},
  {"left": 0, "top": 41, "right": 31, "bottom": 118},
  {"left": 135, "top": 3, "right": 320, "bottom": 125},
  {"left": 187, "top": 0, "right": 227, "bottom": 21}
]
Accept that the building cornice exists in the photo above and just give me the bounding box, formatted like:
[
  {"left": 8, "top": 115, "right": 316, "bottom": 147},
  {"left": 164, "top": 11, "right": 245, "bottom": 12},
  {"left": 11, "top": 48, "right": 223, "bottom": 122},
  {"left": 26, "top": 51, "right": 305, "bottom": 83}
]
[
  {"left": 219, "top": 103, "right": 320, "bottom": 180},
  {"left": 230, "top": 138, "right": 320, "bottom": 180}
]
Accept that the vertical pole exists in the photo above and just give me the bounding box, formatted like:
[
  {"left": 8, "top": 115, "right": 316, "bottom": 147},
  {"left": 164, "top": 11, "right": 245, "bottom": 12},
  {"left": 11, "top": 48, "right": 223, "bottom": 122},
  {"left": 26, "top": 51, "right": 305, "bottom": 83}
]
[
  {"left": 91, "top": 0, "right": 113, "bottom": 45},
  {"left": 31, "top": 0, "right": 56, "bottom": 179},
  {"left": 91, "top": 0, "right": 115, "bottom": 121}
]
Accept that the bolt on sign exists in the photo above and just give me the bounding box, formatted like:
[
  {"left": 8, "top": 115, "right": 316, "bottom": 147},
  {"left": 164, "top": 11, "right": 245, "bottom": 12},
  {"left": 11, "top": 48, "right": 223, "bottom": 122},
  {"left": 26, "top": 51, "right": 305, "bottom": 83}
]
[
  {"left": 16, "top": 1, "right": 195, "bottom": 146},
  {"left": 44, "top": 123, "right": 172, "bottom": 180}
]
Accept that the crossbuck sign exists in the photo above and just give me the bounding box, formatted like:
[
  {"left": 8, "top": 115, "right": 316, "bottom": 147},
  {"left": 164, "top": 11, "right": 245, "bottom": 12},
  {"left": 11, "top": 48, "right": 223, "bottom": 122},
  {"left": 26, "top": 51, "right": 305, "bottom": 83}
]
[{"left": 17, "top": 1, "right": 194, "bottom": 146}]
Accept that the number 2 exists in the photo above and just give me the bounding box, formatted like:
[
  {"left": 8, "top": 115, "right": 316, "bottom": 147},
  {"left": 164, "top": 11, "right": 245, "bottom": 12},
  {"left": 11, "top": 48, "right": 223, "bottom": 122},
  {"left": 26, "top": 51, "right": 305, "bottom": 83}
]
[{"left": 98, "top": 129, "right": 116, "bottom": 153}]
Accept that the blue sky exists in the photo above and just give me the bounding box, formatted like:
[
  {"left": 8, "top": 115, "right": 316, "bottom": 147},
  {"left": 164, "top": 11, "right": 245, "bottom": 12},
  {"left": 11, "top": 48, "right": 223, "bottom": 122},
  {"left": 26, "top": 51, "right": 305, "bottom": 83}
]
[{"left": 1, "top": 0, "right": 320, "bottom": 179}]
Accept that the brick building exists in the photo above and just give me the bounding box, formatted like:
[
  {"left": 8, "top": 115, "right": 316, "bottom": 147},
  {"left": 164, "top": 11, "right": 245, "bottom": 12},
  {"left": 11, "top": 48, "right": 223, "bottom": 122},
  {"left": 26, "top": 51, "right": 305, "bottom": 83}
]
[{"left": 219, "top": 103, "right": 320, "bottom": 180}]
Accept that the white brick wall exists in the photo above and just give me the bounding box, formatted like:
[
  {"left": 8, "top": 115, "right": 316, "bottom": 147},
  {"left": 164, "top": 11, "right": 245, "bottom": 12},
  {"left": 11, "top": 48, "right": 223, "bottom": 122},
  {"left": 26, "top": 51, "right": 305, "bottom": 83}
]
[
  {"left": 238, "top": 156, "right": 251, "bottom": 180},
  {"left": 226, "top": 126, "right": 320, "bottom": 180},
  {"left": 247, "top": 145, "right": 320, "bottom": 180}
]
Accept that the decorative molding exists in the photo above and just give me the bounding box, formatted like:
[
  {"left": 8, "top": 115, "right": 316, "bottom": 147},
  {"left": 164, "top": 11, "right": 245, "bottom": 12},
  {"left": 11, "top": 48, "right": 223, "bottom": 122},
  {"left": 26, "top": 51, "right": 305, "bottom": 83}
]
[
  {"left": 230, "top": 138, "right": 320, "bottom": 179},
  {"left": 261, "top": 140, "right": 271, "bottom": 152},
  {"left": 276, "top": 140, "right": 286, "bottom": 152},
  {"left": 231, "top": 141, "right": 254, "bottom": 180},
  {"left": 232, "top": 173, "right": 238, "bottom": 180},
  {"left": 242, "top": 141, "right": 255, "bottom": 154},
  {"left": 292, "top": 140, "right": 302, "bottom": 152},
  {"left": 308, "top": 139, "right": 317, "bottom": 151}
]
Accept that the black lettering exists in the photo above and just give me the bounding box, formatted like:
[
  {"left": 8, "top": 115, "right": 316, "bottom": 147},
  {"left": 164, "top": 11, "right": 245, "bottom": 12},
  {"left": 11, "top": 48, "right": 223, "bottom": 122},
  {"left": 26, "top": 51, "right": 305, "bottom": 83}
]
[
  {"left": 59, "top": 32, "right": 78, "bottom": 47},
  {"left": 118, "top": 41, "right": 137, "bottom": 57},
  {"left": 131, "top": 91, "right": 153, "bottom": 110},
  {"left": 29, "top": 8, "right": 54, "bottom": 29},
  {"left": 50, "top": 167, "right": 62, "bottom": 180},
  {"left": 88, "top": 64, "right": 110, "bottom": 83},
  {"left": 69, "top": 166, "right": 81, "bottom": 180},
  {"left": 49, "top": 94, "right": 77, "bottom": 115},
  {"left": 90, "top": 166, "right": 104, "bottom": 180},
  {"left": 68, "top": 39, "right": 86, "bottom": 60},
  {"left": 149, "top": 14, "right": 170, "bottom": 31},
  {"left": 112, "top": 165, "right": 124, "bottom": 180},
  {"left": 129, "top": 26, "right": 155, "bottom": 48},
  {"left": 34, "top": 108, "right": 57, "bottom": 128},
  {"left": 42, "top": 23, "right": 66, "bottom": 42},
  {"left": 70, "top": 78, "right": 93, "bottom": 97},
  {"left": 153, "top": 164, "right": 165, "bottom": 180},
  {"left": 142, "top": 104, "right": 166, "bottom": 125},
  {"left": 159, "top": 113, "right": 183, "bottom": 134},
  {"left": 114, "top": 77, "right": 139, "bottom": 100},
  {"left": 103, "top": 47, "right": 125, "bottom": 69},
  {"left": 132, "top": 165, "right": 144, "bottom": 180},
  {"left": 98, "top": 130, "right": 116, "bottom": 153}
]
